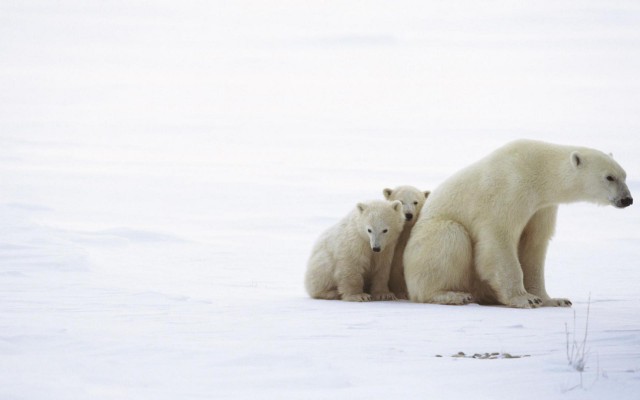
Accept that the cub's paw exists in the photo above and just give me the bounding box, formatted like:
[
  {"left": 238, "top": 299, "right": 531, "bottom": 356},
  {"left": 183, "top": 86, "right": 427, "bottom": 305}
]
[
  {"left": 342, "top": 293, "right": 372, "bottom": 302},
  {"left": 542, "top": 298, "right": 572, "bottom": 307},
  {"left": 507, "top": 294, "right": 542, "bottom": 309},
  {"left": 372, "top": 292, "right": 397, "bottom": 301},
  {"left": 394, "top": 292, "right": 409, "bottom": 300}
]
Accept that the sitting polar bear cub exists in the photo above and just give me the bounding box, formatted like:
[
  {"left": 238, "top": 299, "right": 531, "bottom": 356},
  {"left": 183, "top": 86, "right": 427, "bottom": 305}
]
[
  {"left": 305, "top": 200, "right": 405, "bottom": 301},
  {"left": 404, "top": 139, "right": 633, "bottom": 308}
]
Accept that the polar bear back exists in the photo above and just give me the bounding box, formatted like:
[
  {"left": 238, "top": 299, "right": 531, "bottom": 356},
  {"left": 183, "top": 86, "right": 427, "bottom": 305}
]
[{"left": 418, "top": 139, "right": 627, "bottom": 237}]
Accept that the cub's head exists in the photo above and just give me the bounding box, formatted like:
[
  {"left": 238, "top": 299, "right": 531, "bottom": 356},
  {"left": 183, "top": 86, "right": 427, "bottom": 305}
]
[
  {"left": 571, "top": 149, "right": 633, "bottom": 208},
  {"left": 356, "top": 200, "right": 404, "bottom": 252},
  {"left": 383, "top": 186, "right": 431, "bottom": 222}
]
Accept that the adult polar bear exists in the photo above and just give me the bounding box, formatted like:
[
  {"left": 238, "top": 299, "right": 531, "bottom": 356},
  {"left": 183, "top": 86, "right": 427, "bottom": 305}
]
[{"left": 404, "top": 139, "right": 633, "bottom": 308}]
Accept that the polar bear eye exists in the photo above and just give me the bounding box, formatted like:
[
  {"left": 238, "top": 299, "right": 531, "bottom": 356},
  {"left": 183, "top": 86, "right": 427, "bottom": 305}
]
[
  {"left": 606, "top": 175, "right": 615, "bottom": 182},
  {"left": 383, "top": 229, "right": 388, "bottom": 233},
  {"left": 367, "top": 228, "right": 372, "bottom": 233},
  {"left": 413, "top": 201, "right": 418, "bottom": 205}
]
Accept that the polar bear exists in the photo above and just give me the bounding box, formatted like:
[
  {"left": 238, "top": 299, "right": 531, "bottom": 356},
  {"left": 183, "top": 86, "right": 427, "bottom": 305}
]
[
  {"left": 382, "top": 186, "right": 430, "bottom": 299},
  {"left": 305, "top": 200, "right": 405, "bottom": 301},
  {"left": 404, "top": 139, "right": 633, "bottom": 308}
]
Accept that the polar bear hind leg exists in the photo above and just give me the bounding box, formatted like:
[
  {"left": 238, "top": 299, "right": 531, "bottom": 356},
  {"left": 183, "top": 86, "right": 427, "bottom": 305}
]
[
  {"left": 405, "top": 219, "right": 474, "bottom": 305},
  {"left": 305, "top": 255, "right": 342, "bottom": 300}
]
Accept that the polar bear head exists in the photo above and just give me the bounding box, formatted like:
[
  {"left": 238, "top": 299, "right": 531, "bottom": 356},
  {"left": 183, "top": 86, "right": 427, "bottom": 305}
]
[
  {"left": 356, "top": 200, "right": 404, "bottom": 252},
  {"left": 383, "top": 186, "right": 431, "bottom": 222},
  {"left": 570, "top": 149, "right": 633, "bottom": 208}
]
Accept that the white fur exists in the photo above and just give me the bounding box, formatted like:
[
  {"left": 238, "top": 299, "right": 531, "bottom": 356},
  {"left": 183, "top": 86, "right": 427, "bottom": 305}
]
[
  {"left": 382, "top": 186, "right": 430, "bottom": 299},
  {"left": 305, "top": 200, "right": 405, "bottom": 301},
  {"left": 404, "top": 139, "right": 633, "bottom": 308}
]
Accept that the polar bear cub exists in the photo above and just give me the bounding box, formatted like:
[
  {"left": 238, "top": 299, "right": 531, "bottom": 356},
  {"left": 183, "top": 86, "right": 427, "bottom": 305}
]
[
  {"left": 382, "top": 186, "right": 430, "bottom": 299},
  {"left": 404, "top": 139, "right": 633, "bottom": 308},
  {"left": 305, "top": 200, "right": 405, "bottom": 301}
]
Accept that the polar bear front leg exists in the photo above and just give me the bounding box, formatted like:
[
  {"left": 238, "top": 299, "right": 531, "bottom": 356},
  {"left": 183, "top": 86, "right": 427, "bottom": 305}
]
[
  {"left": 388, "top": 246, "right": 408, "bottom": 299},
  {"left": 370, "top": 250, "right": 397, "bottom": 301},
  {"left": 518, "top": 206, "right": 572, "bottom": 307},
  {"left": 475, "top": 230, "right": 542, "bottom": 308},
  {"left": 336, "top": 264, "right": 371, "bottom": 302}
]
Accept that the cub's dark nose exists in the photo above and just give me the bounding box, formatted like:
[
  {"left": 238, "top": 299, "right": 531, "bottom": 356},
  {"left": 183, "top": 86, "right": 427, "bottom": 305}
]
[
  {"left": 405, "top": 213, "right": 413, "bottom": 221},
  {"left": 372, "top": 246, "right": 381, "bottom": 252},
  {"left": 620, "top": 197, "right": 633, "bottom": 207}
]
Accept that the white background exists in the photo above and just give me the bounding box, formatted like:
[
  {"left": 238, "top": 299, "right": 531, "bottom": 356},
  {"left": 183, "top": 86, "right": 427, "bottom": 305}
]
[{"left": 1, "top": 1, "right": 639, "bottom": 398}]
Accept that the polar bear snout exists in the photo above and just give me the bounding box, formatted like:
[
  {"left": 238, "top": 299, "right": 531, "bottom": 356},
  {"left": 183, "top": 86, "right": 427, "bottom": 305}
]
[
  {"left": 610, "top": 180, "right": 632, "bottom": 208},
  {"left": 405, "top": 213, "right": 413, "bottom": 221},
  {"left": 372, "top": 246, "right": 382, "bottom": 252},
  {"left": 616, "top": 196, "right": 633, "bottom": 208}
]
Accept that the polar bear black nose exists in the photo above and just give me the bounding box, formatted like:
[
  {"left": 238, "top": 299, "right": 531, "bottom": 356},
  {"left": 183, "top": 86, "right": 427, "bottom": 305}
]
[
  {"left": 405, "top": 213, "right": 413, "bottom": 221},
  {"left": 372, "top": 246, "right": 381, "bottom": 252},
  {"left": 620, "top": 197, "right": 633, "bottom": 207}
]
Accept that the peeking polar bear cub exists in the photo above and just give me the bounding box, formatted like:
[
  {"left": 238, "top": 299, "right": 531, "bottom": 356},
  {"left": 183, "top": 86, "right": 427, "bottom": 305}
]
[
  {"left": 305, "top": 200, "right": 405, "bottom": 301},
  {"left": 404, "top": 139, "right": 633, "bottom": 308},
  {"left": 382, "top": 186, "right": 430, "bottom": 299}
]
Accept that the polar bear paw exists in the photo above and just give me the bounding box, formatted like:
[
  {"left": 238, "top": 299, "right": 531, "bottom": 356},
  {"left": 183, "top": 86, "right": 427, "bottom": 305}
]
[
  {"left": 542, "top": 298, "right": 572, "bottom": 307},
  {"left": 431, "top": 291, "right": 475, "bottom": 305},
  {"left": 394, "top": 292, "right": 409, "bottom": 300},
  {"left": 342, "top": 293, "right": 372, "bottom": 302},
  {"left": 372, "top": 292, "right": 397, "bottom": 301},
  {"left": 506, "top": 294, "right": 542, "bottom": 309}
]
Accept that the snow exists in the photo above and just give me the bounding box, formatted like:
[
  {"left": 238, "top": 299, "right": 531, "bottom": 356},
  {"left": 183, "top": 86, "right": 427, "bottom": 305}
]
[{"left": 1, "top": 1, "right": 640, "bottom": 398}]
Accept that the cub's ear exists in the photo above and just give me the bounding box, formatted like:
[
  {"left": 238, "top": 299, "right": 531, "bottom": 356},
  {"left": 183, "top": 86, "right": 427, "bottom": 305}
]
[
  {"left": 424, "top": 191, "right": 431, "bottom": 198},
  {"left": 570, "top": 152, "right": 582, "bottom": 168},
  {"left": 357, "top": 203, "right": 366, "bottom": 213},
  {"left": 383, "top": 188, "right": 393, "bottom": 199},
  {"left": 391, "top": 200, "right": 402, "bottom": 212}
]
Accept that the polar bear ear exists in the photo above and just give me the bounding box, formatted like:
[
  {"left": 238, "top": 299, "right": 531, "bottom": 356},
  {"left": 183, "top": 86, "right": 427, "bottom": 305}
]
[
  {"left": 357, "top": 203, "right": 367, "bottom": 213},
  {"left": 383, "top": 188, "right": 393, "bottom": 199},
  {"left": 570, "top": 152, "right": 582, "bottom": 168},
  {"left": 391, "top": 200, "right": 402, "bottom": 212},
  {"left": 424, "top": 191, "right": 431, "bottom": 198}
]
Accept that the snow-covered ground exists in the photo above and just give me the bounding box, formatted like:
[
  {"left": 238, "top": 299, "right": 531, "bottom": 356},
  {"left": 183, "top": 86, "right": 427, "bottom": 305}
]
[{"left": 1, "top": 1, "right": 639, "bottom": 398}]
